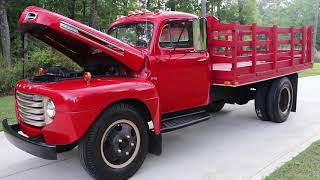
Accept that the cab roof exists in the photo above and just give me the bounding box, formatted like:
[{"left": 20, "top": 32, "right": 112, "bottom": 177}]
[{"left": 110, "top": 11, "right": 198, "bottom": 27}]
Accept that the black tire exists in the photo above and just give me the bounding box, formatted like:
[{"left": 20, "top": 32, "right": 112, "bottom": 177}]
[
  {"left": 266, "top": 77, "right": 293, "bottom": 123},
  {"left": 207, "top": 101, "right": 225, "bottom": 113},
  {"left": 255, "top": 83, "right": 271, "bottom": 121},
  {"left": 79, "top": 103, "right": 149, "bottom": 180}
]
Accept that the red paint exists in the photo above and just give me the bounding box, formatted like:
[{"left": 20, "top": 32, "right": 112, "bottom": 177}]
[
  {"left": 207, "top": 17, "right": 313, "bottom": 85},
  {"left": 13, "top": 6, "right": 312, "bottom": 145}
]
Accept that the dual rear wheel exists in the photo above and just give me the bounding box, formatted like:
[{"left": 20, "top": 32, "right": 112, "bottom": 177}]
[{"left": 255, "top": 77, "right": 294, "bottom": 123}]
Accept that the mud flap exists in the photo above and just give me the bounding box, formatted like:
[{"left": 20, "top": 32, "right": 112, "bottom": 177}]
[
  {"left": 289, "top": 73, "right": 298, "bottom": 112},
  {"left": 148, "top": 132, "right": 162, "bottom": 155}
]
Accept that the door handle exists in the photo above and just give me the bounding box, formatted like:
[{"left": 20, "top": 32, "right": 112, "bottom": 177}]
[{"left": 196, "top": 58, "right": 207, "bottom": 62}]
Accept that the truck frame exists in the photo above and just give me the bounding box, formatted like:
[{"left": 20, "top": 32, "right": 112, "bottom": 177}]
[{"left": 2, "top": 6, "right": 312, "bottom": 180}]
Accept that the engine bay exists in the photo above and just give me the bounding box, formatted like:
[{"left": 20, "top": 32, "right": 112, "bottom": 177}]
[{"left": 31, "top": 52, "right": 133, "bottom": 83}]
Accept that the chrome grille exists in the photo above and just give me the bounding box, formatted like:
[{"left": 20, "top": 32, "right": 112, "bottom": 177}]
[{"left": 16, "top": 91, "right": 45, "bottom": 127}]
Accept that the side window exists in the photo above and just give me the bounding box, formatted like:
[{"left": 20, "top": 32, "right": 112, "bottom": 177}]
[{"left": 159, "top": 21, "right": 193, "bottom": 49}]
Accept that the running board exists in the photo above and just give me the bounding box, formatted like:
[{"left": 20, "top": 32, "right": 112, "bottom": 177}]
[{"left": 160, "top": 111, "right": 211, "bottom": 133}]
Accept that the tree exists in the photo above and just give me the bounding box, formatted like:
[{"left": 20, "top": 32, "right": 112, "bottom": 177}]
[
  {"left": 68, "top": 0, "right": 76, "bottom": 19},
  {"left": 166, "top": 0, "right": 176, "bottom": 11},
  {"left": 314, "top": 0, "right": 320, "bottom": 61},
  {"left": 89, "top": 0, "right": 97, "bottom": 27},
  {"left": 0, "top": 0, "right": 11, "bottom": 67},
  {"left": 238, "top": 0, "right": 259, "bottom": 24}
]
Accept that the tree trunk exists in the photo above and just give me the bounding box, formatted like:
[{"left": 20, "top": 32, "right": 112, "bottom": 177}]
[
  {"left": 0, "top": 0, "right": 11, "bottom": 67},
  {"left": 216, "top": 0, "right": 222, "bottom": 19},
  {"left": 89, "top": 0, "right": 97, "bottom": 27},
  {"left": 68, "top": 0, "right": 76, "bottom": 19},
  {"left": 313, "top": 0, "right": 320, "bottom": 62},
  {"left": 21, "top": 33, "right": 28, "bottom": 59},
  {"left": 238, "top": 0, "right": 245, "bottom": 24},
  {"left": 157, "top": 0, "right": 161, "bottom": 9},
  {"left": 146, "top": 0, "right": 151, "bottom": 8}
]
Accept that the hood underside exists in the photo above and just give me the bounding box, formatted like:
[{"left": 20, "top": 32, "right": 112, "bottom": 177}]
[{"left": 18, "top": 6, "right": 145, "bottom": 71}]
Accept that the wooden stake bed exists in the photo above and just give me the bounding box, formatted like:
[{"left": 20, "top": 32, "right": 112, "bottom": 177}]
[{"left": 207, "top": 16, "right": 313, "bottom": 86}]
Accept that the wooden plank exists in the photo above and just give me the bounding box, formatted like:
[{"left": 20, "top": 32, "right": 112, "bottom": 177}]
[
  {"left": 272, "top": 25, "right": 278, "bottom": 70},
  {"left": 237, "top": 41, "right": 251, "bottom": 47},
  {"left": 290, "top": 26, "right": 295, "bottom": 66},
  {"left": 256, "top": 26, "right": 272, "bottom": 33},
  {"left": 237, "top": 66, "right": 252, "bottom": 75},
  {"left": 278, "top": 40, "right": 290, "bottom": 45},
  {"left": 237, "top": 56, "right": 251, "bottom": 62},
  {"left": 301, "top": 27, "right": 306, "bottom": 64},
  {"left": 307, "top": 26, "right": 312, "bottom": 63},
  {"left": 277, "top": 51, "right": 290, "bottom": 58},
  {"left": 239, "top": 31, "right": 251, "bottom": 36},
  {"left": 213, "top": 23, "right": 236, "bottom": 31},
  {"left": 257, "top": 40, "right": 271, "bottom": 46},
  {"left": 212, "top": 39, "right": 233, "bottom": 47},
  {"left": 252, "top": 23, "right": 257, "bottom": 73},
  {"left": 256, "top": 53, "right": 272, "bottom": 61},
  {"left": 238, "top": 24, "right": 252, "bottom": 31},
  {"left": 213, "top": 31, "right": 231, "bottom": 37},
  {"left": 231, "top": 22, "right": 238, "bottom": 79}
]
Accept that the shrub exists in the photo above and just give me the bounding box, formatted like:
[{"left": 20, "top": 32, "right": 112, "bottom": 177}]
[{"left": 0, "top": 48, "right": 81, "bottom": 95}]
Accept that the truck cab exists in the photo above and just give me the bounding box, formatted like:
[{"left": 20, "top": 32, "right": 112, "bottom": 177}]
[
  {"left": 2, "top": 6, "right": 312, "bottom": 180},
  {"left": 108, "top": 11, "right": 210, "bottom": 113}
]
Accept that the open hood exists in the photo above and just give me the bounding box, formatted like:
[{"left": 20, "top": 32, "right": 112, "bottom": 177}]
[{"left": 18, "top": 6, "right": 145, "bottom": 71}]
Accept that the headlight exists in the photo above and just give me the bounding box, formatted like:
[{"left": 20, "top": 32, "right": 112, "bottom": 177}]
[{"left": 46, "top": 99, "right": 56, "bottom": 119}]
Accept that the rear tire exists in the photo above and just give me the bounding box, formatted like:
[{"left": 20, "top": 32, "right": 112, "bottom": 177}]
[
  {"left": 255, "top": 83, "right": 271, "bottom": 121},
  {"left": 207, "top": 101, "right": 225, "bottom": 113},
  {"left": 266, "top": 77, "right": 293, "bottom": 123},
  {"left": 78, "top": 103, "right": 149, "bottom": 180}
]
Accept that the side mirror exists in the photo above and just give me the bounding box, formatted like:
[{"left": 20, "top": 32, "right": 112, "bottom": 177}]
[{"left": 193, "top": 18, "right": 207, "bottom": 51}]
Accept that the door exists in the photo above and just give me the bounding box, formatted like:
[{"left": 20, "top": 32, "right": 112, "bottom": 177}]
[{"left": 156, "top": 20, "right": 210, "bottom": 113}]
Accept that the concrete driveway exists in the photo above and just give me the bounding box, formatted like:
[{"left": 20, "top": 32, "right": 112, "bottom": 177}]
[{"left": 1, "top": 76, "right": 320, "bottom": 180}]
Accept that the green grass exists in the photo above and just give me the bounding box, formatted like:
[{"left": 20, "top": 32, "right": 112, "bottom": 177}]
[
  {"left": 0, "top": 96, "right": 16, "bottom": 131},
  {"left": 299, "top": 63, "right": 320, "bottom": 77},
  {"left": 265, "top": 140, "right": 320, "bottom": 180}
]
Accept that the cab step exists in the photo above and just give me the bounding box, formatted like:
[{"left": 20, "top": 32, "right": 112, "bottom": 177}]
[{"left": 160, "top": 111, "right": 211, "bottom": 133}]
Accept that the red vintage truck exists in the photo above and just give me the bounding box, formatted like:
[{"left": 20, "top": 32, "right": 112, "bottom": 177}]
[{"left": 2, "top": 6, "right": 313, "bottom": 180}]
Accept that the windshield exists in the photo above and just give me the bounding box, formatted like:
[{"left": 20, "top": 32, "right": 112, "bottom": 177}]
[{"left": 108, "top": 22, "right": 153, "bottom": 48}]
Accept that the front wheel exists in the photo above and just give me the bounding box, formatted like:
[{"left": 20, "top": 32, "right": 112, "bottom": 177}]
[{"left": 79, "top": 103, "right": 149, "bottom": 180}]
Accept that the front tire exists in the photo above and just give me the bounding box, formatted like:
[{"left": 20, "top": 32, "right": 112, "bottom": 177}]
[
  {"left": 79, "top": 103, "right": 149, "bottom": 180},
  {"left": 266, "top": 77, "right": 293, "bottom": 123}
]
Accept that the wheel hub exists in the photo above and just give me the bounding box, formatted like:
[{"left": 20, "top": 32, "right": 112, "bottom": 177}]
[
  {"left": 100, "top": 119, "right": 140, "bottom": 169},
  {"left": 278, "top": 87, "right": 291, "bottom": 114}
]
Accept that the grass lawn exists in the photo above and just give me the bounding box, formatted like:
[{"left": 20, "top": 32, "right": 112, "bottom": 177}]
[
  {"left": 265, "top": 140, "right": 320, "bottom": 180},
  {"left": 299, "top": 63, "right": 320, "bottom": 77},
  {"left": 0, "top": 96, "right": 16, "bottom": 131}
]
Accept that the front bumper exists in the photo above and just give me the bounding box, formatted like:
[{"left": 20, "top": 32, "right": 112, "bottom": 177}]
[{"left": 2, "top": 118, "right": 57, "bottom": 160}]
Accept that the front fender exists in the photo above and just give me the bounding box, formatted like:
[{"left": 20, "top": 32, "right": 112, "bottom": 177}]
[
  {"left": 16, "top": 78, "right": 160, "bottom": 145},
  {"left": 68, "top": 78, "right": 161, "bottom": 137}
]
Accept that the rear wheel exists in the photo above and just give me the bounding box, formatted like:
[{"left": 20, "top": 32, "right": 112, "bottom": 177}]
[
  {"left": 79, "top": 103, "right": 149, "bottom": 180},
  {"left": 266, "top": 77, "right": 293, "bottom": 123},
  {"left": 207, "top": 101, "right": 225, "bottom": 113}
]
